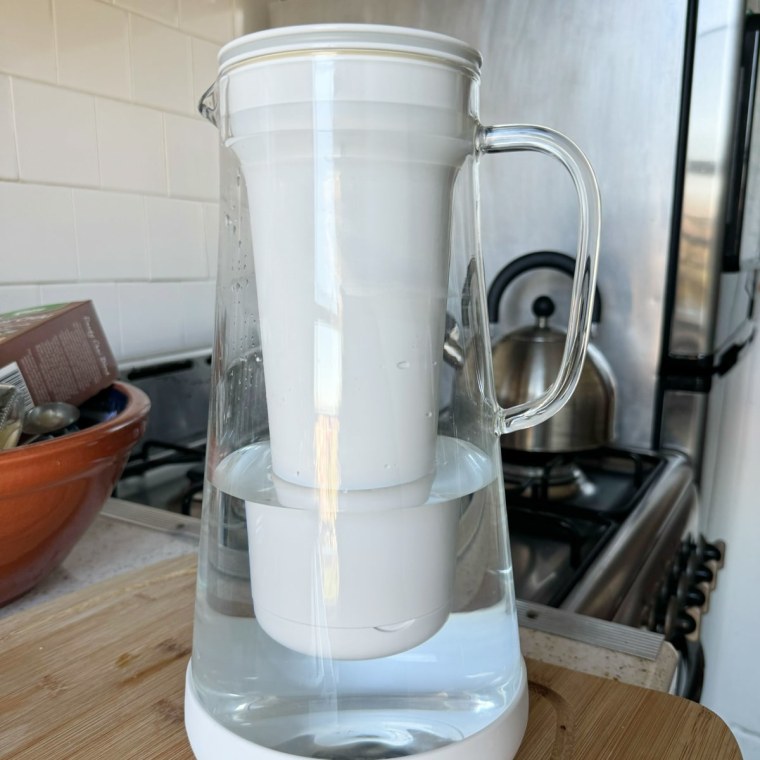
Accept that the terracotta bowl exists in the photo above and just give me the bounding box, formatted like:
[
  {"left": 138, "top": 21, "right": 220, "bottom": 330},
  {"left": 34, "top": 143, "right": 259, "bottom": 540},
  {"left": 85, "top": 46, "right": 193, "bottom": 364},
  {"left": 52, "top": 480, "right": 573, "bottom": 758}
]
[{"left": 0, "top": 382, "right": 150, "bottom": 605}]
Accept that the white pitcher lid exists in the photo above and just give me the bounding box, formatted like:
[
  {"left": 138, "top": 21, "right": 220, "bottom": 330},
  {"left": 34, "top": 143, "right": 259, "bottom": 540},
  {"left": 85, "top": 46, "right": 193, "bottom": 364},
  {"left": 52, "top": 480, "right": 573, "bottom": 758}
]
[{"left": 218, "top": 23, "right": 482, "bottom": 74}]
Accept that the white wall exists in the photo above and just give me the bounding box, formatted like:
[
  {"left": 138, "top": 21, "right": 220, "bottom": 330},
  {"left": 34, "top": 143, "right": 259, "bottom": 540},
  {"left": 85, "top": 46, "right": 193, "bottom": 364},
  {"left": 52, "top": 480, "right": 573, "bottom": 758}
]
[
  {"left": 700, "top": 333, "right": 760, "bottom": 760},
  {"left": 0, "top": 0, "right": 252, "bottom": 364}
]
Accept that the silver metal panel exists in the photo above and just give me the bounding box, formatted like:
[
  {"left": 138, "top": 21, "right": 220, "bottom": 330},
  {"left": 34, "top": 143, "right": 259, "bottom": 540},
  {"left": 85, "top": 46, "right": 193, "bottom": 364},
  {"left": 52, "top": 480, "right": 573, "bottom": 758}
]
[
  {"left": 475, "top": 2, "right": 687, "bottom": 451},
  {"left": 517, "top": 600, "right": 665, "bottom": 660},
  {"left": 560, "top": 454, "right": 696, "bottom": 620},
  {"left": 670, "top": 0, "right": 744, "bottom": 357},
  {"left": 660, "top": 391, "right": 709, "bottom": 472},
  {"left": 265, "top": 0, "right": 688, "bottom": 451}
]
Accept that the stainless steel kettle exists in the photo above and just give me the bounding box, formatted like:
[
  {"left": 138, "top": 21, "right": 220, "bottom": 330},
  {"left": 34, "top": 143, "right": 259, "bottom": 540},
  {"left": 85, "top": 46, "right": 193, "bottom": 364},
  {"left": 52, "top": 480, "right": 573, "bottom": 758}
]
[{"left": 488, "top": 251, "right": 615, "bottom": 453}]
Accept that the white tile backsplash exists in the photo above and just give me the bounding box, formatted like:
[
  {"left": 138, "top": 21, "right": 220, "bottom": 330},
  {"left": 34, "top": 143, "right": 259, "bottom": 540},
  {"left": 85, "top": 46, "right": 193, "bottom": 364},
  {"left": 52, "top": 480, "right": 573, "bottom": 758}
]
[
  {"left": 0, "top": 0, "right": 57, "bottom": 83},
  {"left": 96, "top": 98, "right": 167, "bottom": 194},
  {"left": 146, "top": 196, "right": 207, "bottom": 279},
  {"left": 114, "top": 0, "right": 179, "bottom": 26},
  {"left": 130, "top": 14, "right": 193, "bottom": 114},
  {"left": 190, "top": 37, "right": 219, "bottom": 108},
  {"left": 0, "top": 285, "right": 42, "bottom": 314},
  {"left": 0, "top": 182, "right": 78, "bottom": 283},
  {"left": 74, "top": 189, "right": 149, "bottom": 280},
  {"left": 118, "top": 281, "right": 185, "bottom": 360},
  {"left": 56, "top": 0, "right": 131, "bottom": 99},
  {"left": 0, "top": 0, "right": 236, "bottom": 360},
  {"left": 0, "top": 76, "right": 18, "bottom": 180},
  {"left": 180, "top": 279, "right": 216, "bottom": 348},
  {"left": 202, "top": 202, "right": 219, "bottom": 277},
  {"left": 180, "top": 0, "right": 234, "bottom": 44},
  {"left": 39, "top": 282, "right": 123, "bottom": 357},
  {"left": 164, "top": 113, "right": 218, "bottom": 199},
  {"left": 13, "top": 79, "right": 100, "bottom": 186}
]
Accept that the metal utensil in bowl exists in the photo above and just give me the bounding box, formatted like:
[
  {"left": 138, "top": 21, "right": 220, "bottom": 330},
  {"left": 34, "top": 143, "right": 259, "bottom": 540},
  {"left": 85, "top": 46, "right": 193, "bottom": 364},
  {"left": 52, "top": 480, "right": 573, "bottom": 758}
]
[{"left": 22, "top": 402, "right": 80, "bottom": 444}]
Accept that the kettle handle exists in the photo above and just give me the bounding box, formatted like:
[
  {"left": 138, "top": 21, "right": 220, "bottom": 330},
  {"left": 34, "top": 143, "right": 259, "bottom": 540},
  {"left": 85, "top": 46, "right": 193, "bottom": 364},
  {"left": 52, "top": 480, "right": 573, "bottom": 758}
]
[
  {"left": 478, "top": 124, "right": 601, "bottom": 435},
  {"left": 487, "top": 250, "right": 603, "bottom": 325}
]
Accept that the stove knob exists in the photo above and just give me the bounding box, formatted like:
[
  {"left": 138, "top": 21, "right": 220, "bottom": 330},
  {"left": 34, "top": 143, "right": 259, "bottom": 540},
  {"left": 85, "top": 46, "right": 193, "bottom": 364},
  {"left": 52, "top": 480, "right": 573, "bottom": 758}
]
[
  {"left": 676, "top": 574, "right": 705, "bottom": 610},
  {"left": 697, "top": 536, "right": 725, "bottom": 591},
  {"left": 686, "top": 554, "right": 714, "bottom": 586},
  {"left": 697, "top": 535, "right": 723, "bottom": 564},
  {"left": 663, "top": 597, "right": 698, "bottom": 642}
]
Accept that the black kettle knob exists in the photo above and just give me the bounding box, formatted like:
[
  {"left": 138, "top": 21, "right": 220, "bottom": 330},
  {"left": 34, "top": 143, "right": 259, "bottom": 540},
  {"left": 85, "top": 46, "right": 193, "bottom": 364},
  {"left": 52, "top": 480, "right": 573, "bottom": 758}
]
[{"left": 532, "top": 296, "right": 556, "bottom": 320}]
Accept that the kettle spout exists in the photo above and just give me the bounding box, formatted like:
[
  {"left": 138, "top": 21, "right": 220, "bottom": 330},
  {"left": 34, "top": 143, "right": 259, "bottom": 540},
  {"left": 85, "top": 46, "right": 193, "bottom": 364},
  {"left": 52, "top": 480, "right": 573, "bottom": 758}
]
[{"left": 198, "top": 83, "right": 218, "bottom": 127}]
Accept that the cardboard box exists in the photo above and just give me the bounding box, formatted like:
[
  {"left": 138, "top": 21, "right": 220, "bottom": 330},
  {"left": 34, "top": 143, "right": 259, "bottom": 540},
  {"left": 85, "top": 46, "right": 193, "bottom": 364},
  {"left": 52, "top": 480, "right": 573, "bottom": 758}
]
[{"left": 0, "top": 302, "right": 118, "bottom": 409}]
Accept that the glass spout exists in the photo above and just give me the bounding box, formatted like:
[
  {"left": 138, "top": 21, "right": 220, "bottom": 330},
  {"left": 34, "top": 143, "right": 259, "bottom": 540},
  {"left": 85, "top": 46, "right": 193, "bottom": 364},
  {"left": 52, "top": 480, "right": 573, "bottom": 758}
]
[{"left": 198, "top": 82, "right": 218, "bottom": 126}]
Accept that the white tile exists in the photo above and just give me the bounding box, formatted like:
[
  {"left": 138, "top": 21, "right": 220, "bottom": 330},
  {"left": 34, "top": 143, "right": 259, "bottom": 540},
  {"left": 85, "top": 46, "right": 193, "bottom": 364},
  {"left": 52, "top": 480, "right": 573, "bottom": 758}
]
[
  {"left": 13, "top": 79, "right": 99, "bottom": 187},
  {"left": 39, "top": 282, "right": 122, "bottom": 357},
  {"left": 232, "top": 0, "right": 269, "bottom": 37},
  {"left": 145, "top": 196, "right": 207, "bottom": 279},
  {"left": 0, "top": 76, "right": 18, "bottom": 180},
  {"left": 96, "top": 98, "right": 167, "bottom": 194},
  {"left": 130, "top": 14, "right": 193, "bottom": 114},
  {"left": 203, "top": 202, "right": 219, "bottom": 277},
  {"left": 0, "top": 183, "right": 78, "bottom": 283},
  {"left": 56, "top": 0, "right": 131, "bottom": 99},
  {"left": 73, "top": 189, "right": 149, "bottom": 280},
  {"left": 179, "top": 0, "right": 234, "bottom": 44},
  {"left": 114, "top": 0, "right": 179, "bottom": 25},
  {"left": 191, "top": 37, "right": 219, "bottom": 109},
  {"left": 0, "top": 286, "right": 42, "bottom": 314},
  {"left": 180, "top": 279, "right": 215, "bottom": 349},
  {"left": 164, "top": 113, "right": 218, "bottom": 199},
  {"left": 118, "top": 281, "right": 185, "bottom": 360},
  {"left": 0, "top": 0, "right": 57, "bottom": 83}
]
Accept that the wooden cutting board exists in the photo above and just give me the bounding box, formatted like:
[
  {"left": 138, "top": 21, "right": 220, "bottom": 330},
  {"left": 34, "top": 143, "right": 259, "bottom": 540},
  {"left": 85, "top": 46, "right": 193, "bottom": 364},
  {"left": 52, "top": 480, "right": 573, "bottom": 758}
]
[{"left": 0, "top": 554, "right": 740, "bottom": 760}]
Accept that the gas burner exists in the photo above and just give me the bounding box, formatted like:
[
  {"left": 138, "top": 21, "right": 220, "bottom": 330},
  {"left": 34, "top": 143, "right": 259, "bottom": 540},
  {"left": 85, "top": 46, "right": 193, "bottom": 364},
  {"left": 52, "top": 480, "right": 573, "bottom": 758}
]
[
  {"left": 115, "top": 438, "right": 206, "bottom": 514},
  {"left": 502, "top": 459, "right": 596, "bottom": 501}
]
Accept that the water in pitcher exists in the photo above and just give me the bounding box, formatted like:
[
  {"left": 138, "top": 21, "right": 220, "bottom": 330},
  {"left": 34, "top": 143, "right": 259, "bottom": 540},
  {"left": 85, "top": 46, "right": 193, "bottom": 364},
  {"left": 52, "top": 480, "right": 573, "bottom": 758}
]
[{"left": 191, "top": 437, "right": 523, "bottom": 758}]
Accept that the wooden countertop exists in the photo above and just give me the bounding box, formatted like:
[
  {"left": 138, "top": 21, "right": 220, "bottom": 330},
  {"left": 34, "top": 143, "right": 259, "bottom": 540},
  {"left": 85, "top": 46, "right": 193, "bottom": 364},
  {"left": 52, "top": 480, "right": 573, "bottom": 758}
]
[{"left": 0, "top": 554, "right": 740, "bottom": 760}]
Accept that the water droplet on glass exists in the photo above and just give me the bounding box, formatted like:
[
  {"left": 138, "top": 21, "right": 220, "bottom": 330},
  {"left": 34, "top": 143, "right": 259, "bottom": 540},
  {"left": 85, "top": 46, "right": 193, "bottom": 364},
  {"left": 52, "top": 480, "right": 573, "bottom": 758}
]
[
  {"left": 397, "top": 360, "right": 410, "bottom": 370},
  {"left": 425, "top": 412, "right": 433, "bottom": 418},
  {"left": 384, "top": 463, "right": 390, "bottom": 470}
]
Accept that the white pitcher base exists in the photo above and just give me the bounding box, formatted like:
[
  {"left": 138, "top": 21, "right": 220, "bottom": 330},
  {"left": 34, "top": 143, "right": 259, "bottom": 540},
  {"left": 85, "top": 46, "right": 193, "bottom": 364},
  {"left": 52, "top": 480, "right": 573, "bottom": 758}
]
[{"left": 185, "top": 659, "right": 529, "bottom": 760}]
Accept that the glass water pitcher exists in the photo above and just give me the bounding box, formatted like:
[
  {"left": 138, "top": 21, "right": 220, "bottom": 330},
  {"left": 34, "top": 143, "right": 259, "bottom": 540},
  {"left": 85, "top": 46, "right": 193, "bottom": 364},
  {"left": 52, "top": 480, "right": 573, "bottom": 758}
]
[{"left": 186, "top": 24, "right": 601, "bottom": 760}]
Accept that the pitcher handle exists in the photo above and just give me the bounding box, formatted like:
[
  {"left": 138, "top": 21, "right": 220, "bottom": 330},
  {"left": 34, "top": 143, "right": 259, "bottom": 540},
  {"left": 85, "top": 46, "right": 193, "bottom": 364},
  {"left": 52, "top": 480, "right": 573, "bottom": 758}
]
[{"left": 478, "top": 124, "right": 602, "bottom": 435}]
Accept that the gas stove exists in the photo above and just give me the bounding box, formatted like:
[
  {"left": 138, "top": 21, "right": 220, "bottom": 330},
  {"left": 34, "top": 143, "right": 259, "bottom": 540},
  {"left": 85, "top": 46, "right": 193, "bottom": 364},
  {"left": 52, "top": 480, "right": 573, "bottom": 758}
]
[
  {"left": 501, "top": 447, "right": 708, "bottom": 624},
  {"left": 114, "top": 356, "right": 723, "bottom": 699}
]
